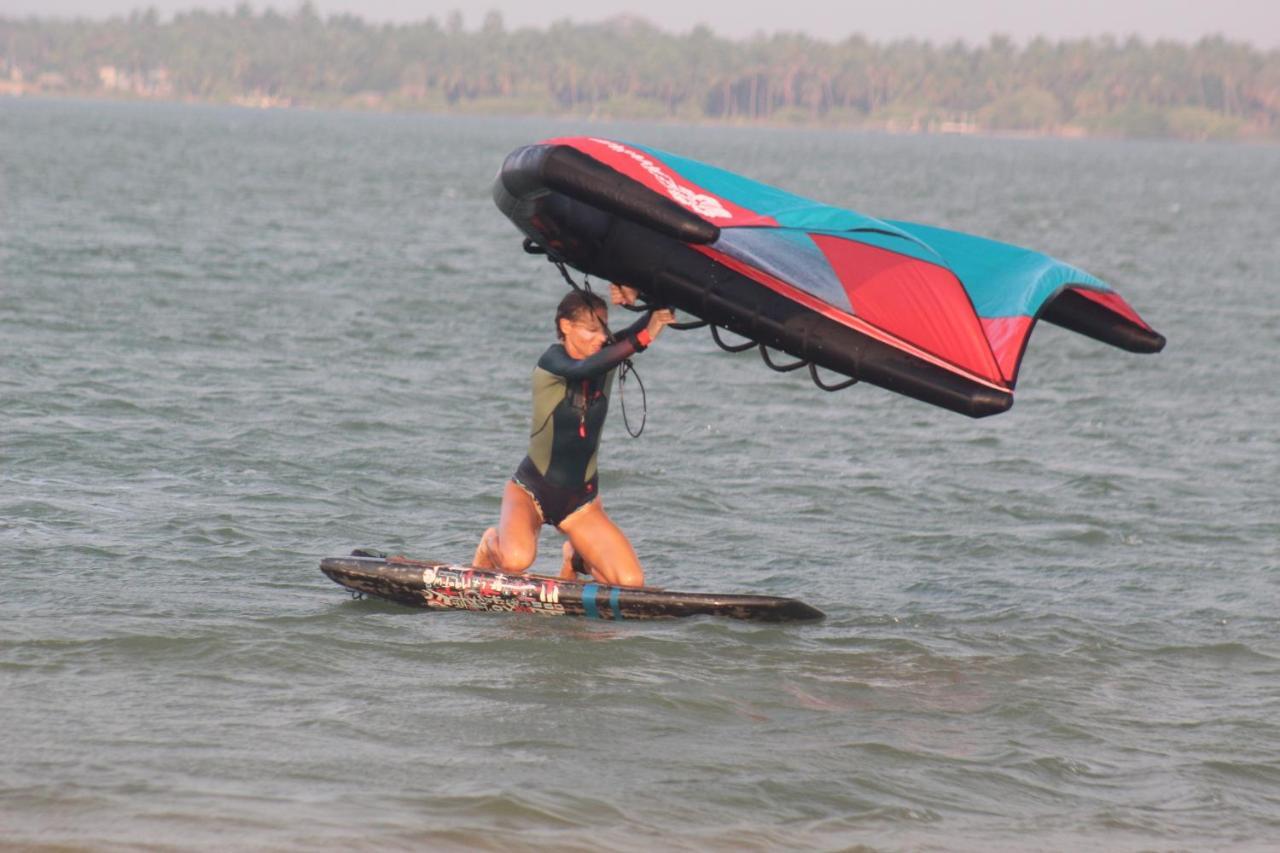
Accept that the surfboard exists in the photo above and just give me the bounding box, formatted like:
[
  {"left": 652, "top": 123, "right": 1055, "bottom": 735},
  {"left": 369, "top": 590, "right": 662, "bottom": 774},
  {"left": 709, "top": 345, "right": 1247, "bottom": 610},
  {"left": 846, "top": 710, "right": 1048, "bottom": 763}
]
[{"left": 320, "top": 553, "right": 824, "bottom": 622}]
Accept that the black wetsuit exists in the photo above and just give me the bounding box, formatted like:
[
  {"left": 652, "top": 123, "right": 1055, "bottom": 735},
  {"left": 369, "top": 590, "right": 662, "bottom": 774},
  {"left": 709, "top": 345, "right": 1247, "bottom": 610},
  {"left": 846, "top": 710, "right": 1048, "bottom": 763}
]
[{"left": 513, "top": 312, "right": 652, "bottom": 527}]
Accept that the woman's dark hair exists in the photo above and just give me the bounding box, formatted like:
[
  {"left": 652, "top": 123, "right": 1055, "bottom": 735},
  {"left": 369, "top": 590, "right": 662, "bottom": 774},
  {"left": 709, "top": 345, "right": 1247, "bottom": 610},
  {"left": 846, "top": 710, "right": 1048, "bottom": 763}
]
[{"left": 555, "top": 290, "right": 608, "bottom": 340}]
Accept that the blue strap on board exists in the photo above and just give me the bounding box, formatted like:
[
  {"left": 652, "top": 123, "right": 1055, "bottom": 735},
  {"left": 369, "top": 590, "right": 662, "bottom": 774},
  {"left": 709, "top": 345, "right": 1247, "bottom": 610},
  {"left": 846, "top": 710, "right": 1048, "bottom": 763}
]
[
  {"left": 582, "top": 583, "right": 600, "bottom": 619},
  {"left": 581, "top": 584, "right": 623, "bottom": 620}
]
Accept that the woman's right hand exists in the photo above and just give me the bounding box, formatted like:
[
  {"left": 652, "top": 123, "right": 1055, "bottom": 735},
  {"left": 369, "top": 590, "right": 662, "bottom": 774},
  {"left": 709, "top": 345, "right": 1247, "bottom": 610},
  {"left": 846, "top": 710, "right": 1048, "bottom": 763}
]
[
  {"left": 610, "top": 283, "right": 640, "bottom": 306},
  {"left": 646, "top": 308, "right": 676, "bottom": 341}
]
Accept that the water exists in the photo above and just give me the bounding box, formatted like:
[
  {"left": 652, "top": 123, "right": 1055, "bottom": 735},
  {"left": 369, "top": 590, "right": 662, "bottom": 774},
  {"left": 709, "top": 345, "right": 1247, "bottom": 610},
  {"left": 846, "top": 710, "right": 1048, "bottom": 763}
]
[{"left": 2, "top": 98, "right": 1278, "bottom": 851}]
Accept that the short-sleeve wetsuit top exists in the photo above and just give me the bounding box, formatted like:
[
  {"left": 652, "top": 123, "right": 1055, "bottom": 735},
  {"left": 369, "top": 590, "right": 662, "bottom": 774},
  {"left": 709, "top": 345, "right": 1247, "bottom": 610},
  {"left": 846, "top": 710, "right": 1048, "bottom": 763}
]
[{"left": 513, "top": 312, "right": 652, "bottom": 526}]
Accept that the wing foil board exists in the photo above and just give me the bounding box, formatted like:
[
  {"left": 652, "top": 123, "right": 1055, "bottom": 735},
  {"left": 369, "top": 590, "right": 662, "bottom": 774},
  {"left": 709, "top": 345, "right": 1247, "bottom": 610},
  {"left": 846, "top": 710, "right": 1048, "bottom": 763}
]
[{"left": 320, "top": 554, "right": 824, "bottom": 622}]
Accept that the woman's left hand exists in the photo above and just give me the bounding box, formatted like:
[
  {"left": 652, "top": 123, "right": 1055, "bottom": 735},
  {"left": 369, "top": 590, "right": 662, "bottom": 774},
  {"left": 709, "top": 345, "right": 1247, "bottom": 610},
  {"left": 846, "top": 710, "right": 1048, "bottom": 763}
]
[
  {"left": 610, "top": 283, "right": 640, "bottom": 306},
  {"left": 646, "top": 308, "right": 676, "bottom": 342}
]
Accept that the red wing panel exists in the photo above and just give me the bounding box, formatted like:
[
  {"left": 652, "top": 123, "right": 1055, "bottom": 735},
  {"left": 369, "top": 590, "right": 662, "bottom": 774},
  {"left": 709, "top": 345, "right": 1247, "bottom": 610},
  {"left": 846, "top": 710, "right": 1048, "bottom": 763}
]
[
  {"left": 1070, "top": 287, "right": 1152, "bottom": 330},
  {"left": 544, "top": 136, "right": 772, "bottom": 227},
  {"left": 810, "top": 235, "right": 1004, "bottom": 386},
  {"left": 981, "top": 316, "right": 1035, "bottom": 385},
  {"left": 693, "top": 244, "right": 1011, "bottom": 393}
]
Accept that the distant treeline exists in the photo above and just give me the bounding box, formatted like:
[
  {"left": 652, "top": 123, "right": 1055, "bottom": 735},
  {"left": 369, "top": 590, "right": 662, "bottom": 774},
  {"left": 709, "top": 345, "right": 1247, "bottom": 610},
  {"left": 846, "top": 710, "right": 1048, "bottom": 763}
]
[{"left": 3, "top": 5, "right": 1279, "bottom": 140}]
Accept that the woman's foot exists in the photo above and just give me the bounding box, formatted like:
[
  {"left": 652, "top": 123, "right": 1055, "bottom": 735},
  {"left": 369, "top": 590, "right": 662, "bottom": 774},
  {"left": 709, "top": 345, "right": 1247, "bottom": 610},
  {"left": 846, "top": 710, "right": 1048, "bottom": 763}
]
[
  {"left": 559, "top": 541, "right": 591, "bottom": 579},
  {"left": 472, "top": 528, "right": 497, "bottom": 569}
]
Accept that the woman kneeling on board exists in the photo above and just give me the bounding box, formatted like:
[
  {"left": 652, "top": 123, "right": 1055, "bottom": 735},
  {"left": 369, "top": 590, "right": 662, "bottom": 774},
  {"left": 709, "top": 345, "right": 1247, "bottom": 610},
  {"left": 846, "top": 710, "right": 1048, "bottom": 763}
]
[{"left": 472, "top": 285, "right": 674, "bottom": 587}]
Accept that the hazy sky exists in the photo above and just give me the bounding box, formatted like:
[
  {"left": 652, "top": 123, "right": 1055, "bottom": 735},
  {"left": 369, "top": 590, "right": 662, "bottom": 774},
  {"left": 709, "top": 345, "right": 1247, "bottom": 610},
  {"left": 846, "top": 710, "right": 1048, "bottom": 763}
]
[{"left": 3, "top": 0, "right": 1278, "bottom": 48}]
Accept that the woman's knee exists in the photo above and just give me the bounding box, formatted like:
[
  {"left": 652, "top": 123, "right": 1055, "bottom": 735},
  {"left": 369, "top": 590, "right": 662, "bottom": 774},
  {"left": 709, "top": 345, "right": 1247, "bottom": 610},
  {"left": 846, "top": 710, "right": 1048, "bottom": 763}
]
[
  {"left": 494, "top": 538, "right": 536, "bottom": 572},
  {"left": 589, "top": 548, "right": 644, "bottom": 587},
  {"left": 605, "top": 565, "right": 644, "bottom": 588}
]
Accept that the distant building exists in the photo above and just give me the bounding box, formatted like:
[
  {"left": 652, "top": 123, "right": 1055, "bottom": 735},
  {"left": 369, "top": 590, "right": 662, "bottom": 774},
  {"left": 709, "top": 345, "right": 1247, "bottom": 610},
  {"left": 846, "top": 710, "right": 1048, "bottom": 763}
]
[
  {"left": 98, "top": 65, "right": 173, "bottom": 97},
  {"left": 1, "top": 64, "right": 25, "bottom": 96},
  {"left": 938, "top": 119, "right": 978, "bottom": 135},
  {"left": 230, "top": 90, "right": 295, "bottom": 109},
  {"left": 35, "top": 72, "right": 67, "bottom": 89}
]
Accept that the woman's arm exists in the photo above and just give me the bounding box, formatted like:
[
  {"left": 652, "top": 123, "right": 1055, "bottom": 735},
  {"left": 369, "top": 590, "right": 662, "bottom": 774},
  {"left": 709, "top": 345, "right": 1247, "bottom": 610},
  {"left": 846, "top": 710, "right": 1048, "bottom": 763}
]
[
  {"left": 538, "top": 307, "right": 676, "bottom": 380},
  {"left": 538, "top": 317, "right": 651, "bottom": 380},
  {"left": 615, "top": 310, "right": 654, "bottom": 344}
]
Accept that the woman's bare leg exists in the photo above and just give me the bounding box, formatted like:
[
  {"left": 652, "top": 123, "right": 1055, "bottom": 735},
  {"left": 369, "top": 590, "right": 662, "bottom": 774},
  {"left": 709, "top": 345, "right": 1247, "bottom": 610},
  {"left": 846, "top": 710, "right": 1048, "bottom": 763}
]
[
  {"left": 558, "top": 501, "right": 644, "bottom": 587},
  {"left": 472, "top": 481, "right": 542, "bottom": 572}
]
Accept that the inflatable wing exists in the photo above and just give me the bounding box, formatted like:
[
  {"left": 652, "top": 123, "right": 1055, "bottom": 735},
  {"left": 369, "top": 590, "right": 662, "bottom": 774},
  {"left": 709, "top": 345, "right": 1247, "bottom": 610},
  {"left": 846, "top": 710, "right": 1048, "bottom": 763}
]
[{"left": 493, "top": 137, "right": 1165, "bottom": 418}]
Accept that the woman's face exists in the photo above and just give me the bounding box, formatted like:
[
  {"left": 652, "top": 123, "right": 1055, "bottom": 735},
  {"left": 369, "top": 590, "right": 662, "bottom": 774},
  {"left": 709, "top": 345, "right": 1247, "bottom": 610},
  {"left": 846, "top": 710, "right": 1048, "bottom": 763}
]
[{"left": 560, "top": 308, "right": 608, "bottom": 359}]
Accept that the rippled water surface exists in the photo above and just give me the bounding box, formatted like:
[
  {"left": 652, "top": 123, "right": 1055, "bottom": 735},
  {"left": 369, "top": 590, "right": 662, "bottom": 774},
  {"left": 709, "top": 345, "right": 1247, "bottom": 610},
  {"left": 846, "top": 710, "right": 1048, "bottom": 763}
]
[{"left": 2, "top": 99, "right": 1278, "bottom": 851}]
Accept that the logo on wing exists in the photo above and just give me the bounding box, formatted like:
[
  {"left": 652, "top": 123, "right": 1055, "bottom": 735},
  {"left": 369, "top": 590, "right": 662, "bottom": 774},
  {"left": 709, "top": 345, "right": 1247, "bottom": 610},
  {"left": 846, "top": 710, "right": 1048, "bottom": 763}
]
[{"left": 588, "top": 138, "right": 732, "bottom": 220}]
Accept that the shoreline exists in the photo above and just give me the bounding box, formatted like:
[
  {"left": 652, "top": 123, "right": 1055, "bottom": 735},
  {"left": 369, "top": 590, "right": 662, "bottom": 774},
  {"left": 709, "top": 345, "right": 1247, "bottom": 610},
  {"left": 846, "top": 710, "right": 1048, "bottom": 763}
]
[{"left": 5, "top": 89, "right": 1274, "bottom": 146}]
